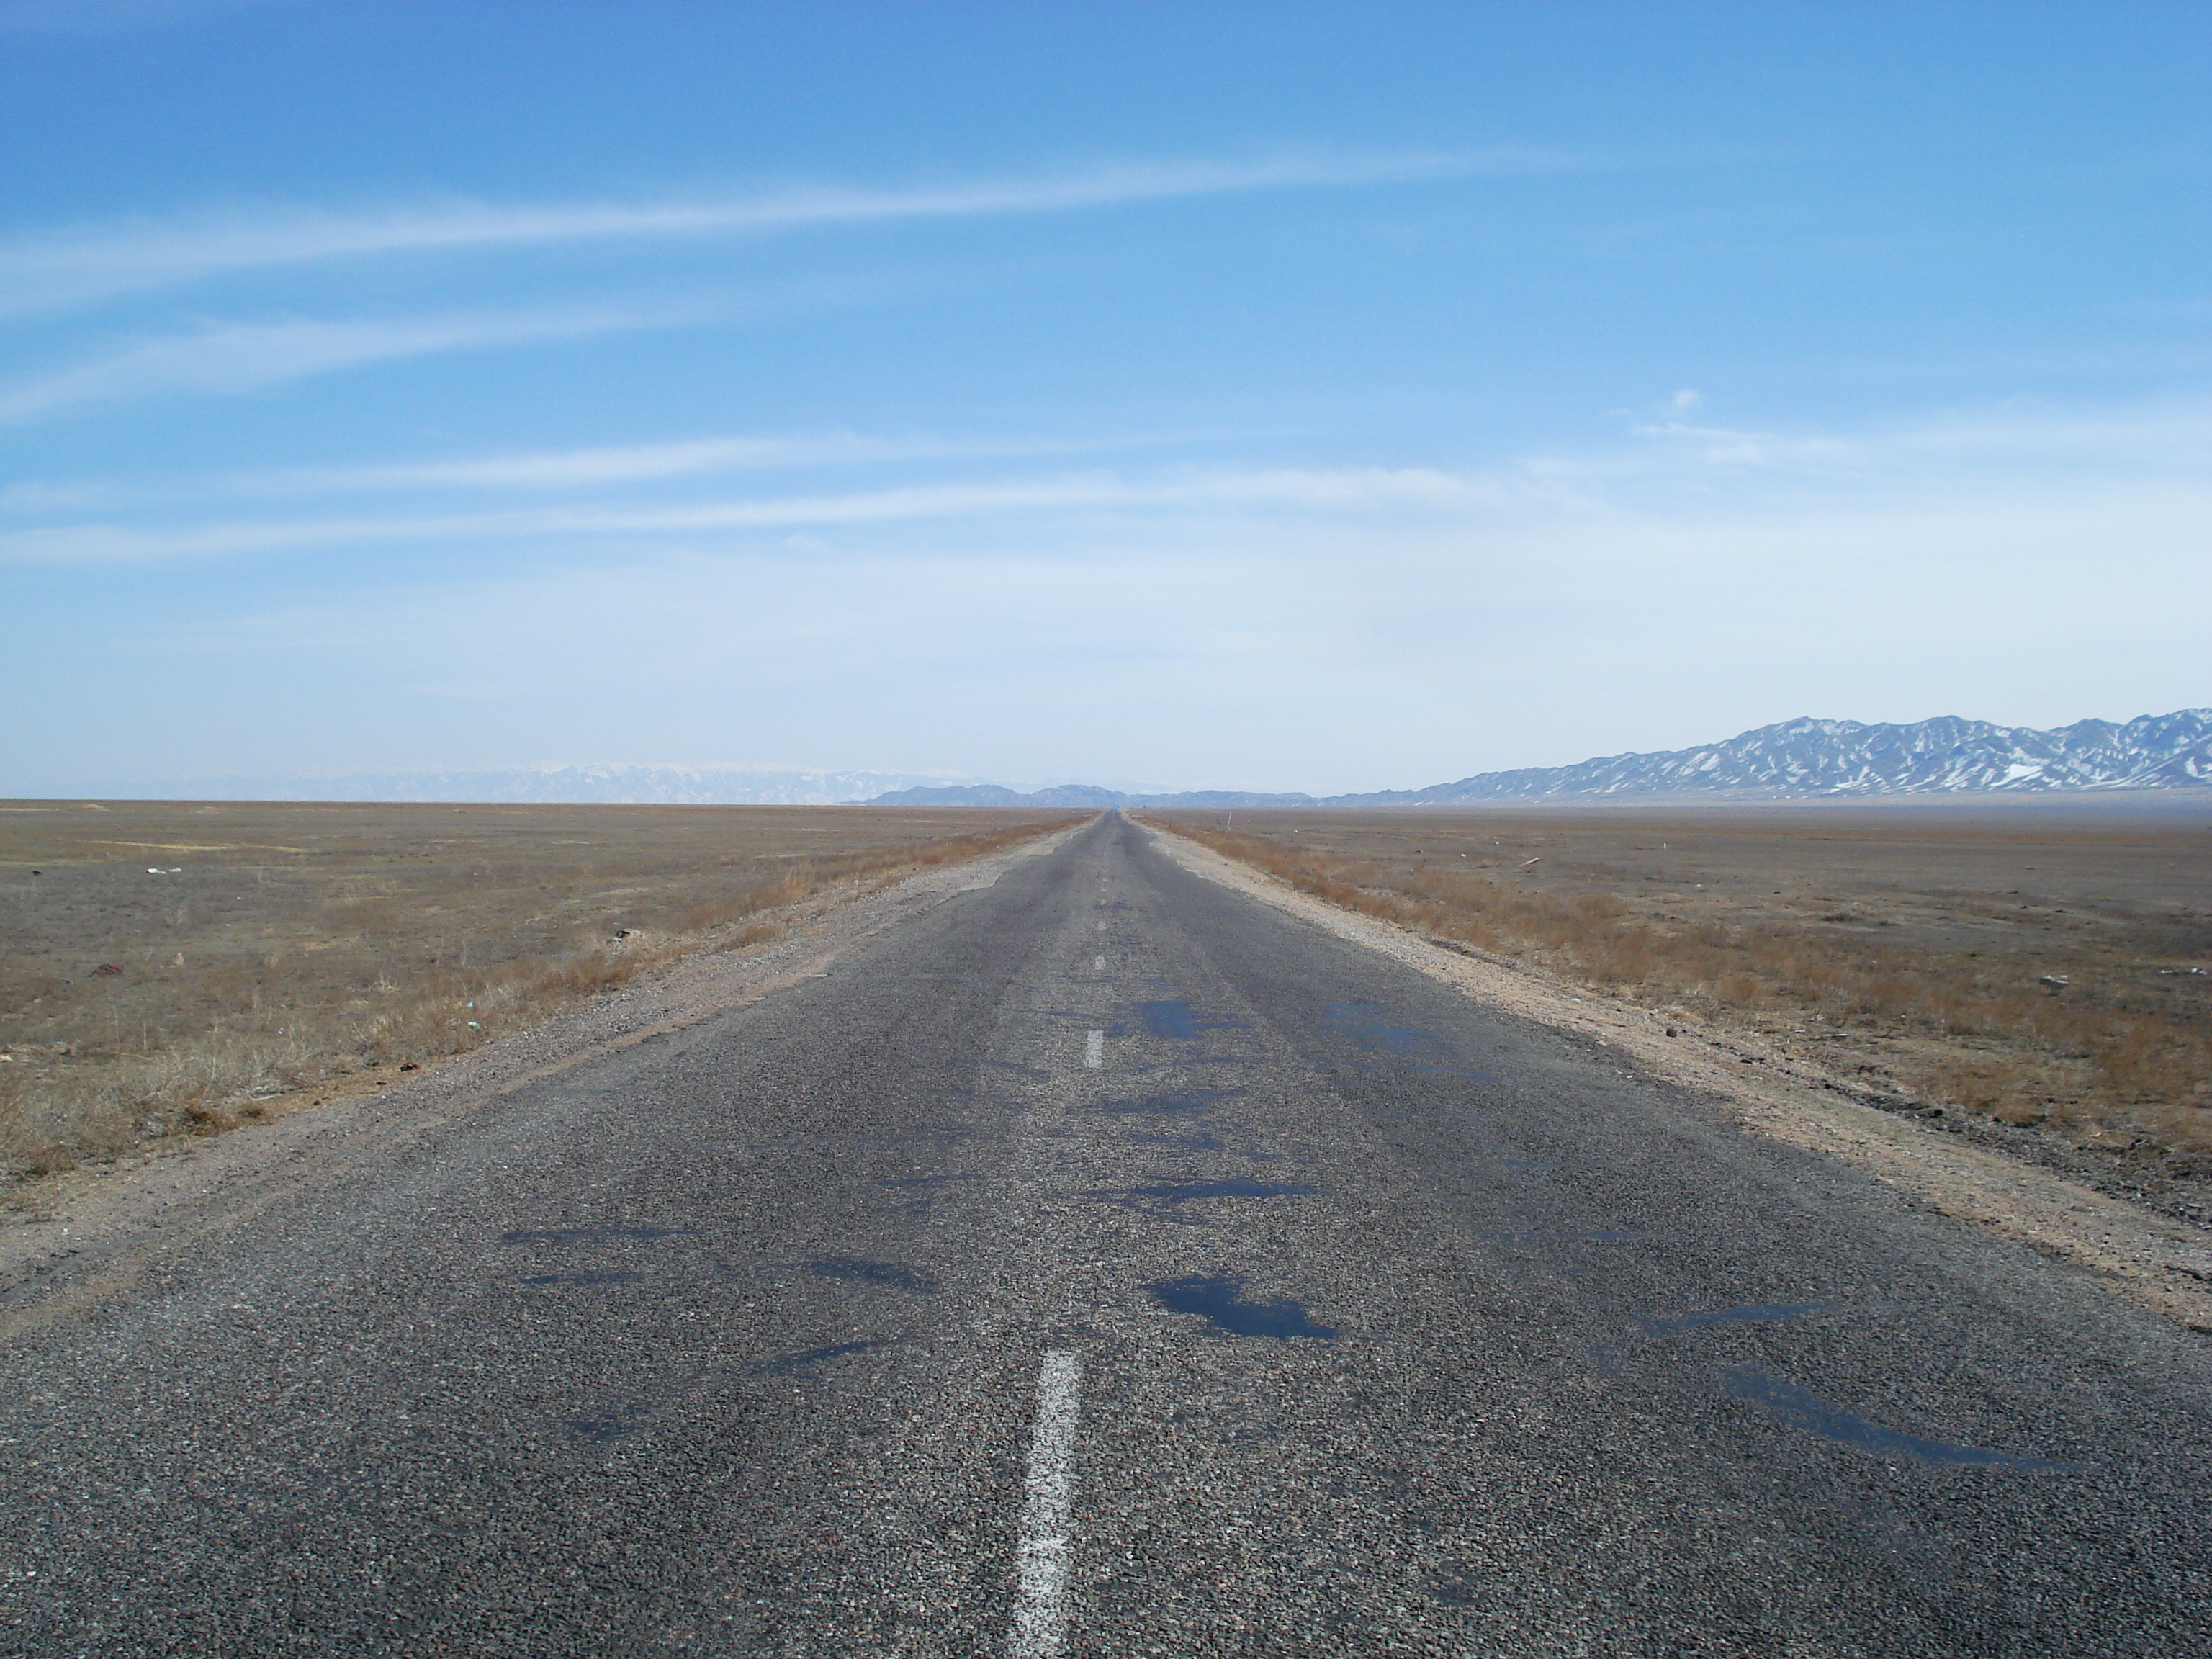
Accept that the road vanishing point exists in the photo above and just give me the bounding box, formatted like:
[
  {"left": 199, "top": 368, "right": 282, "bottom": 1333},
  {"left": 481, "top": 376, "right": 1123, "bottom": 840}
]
[{"left": 3, "top": 813, "right": 2208, "bottom": 1655}]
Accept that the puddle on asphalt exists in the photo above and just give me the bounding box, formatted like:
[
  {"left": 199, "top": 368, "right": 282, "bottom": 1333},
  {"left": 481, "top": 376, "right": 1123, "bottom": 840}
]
[
  {"left": 1148, "top": 1274, "right": 1337, "bottom": 1340},
  {"left": 501, "top": 1225, "right": 696, "bottom": 1244},
  {"left": 1640, "top": 1302, "right": 1835, "bottom": 1337},
  {"left": 755, "top": 1338, "right": 898, "bottom": 1378},
  {"left": 1722, "top": 1366, "right": 2072, "bottom": 1470},
  {"left": 1092, "top": 1088, "right": 1241, "bottom": 1116},
  {"left": 520, "top": 1271, "right": 646, "bottom": 1287},
  {"left": 805, "top": 1257, "right": 942, "bottom": 1294}
]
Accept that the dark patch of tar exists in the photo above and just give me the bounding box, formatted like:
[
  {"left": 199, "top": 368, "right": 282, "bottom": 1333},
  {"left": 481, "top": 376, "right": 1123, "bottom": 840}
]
[
  {"left": 501, "top": 1224, "right": 696, "bottom": 1244},
  {"left": 1092, "top": 1088, "right": 1241, "bottom": 1116},
  {"left": 569, "top": 1401, "right": 658, "bottom": 1443},
  {"left": 520, "top": 1271, "right": 647, "bottom": 1287},
  {"left": 1125, "top": 1129, "right": 1227, "bottom": 1151},
  {"left": 1148, "top": 1274, "right": 1336, "bottom": 1340},
  {"left": 1100, "top": 1177, "right": 1318, "bottom": 1206},
  {"left": 806, "top": 1257, "right": 941, "bottom": 1294},
  {"left": 1722, "top": 1366, "right": 2074, "bottom": 1470},
  {"left": 1321, "top": 1003, "right": 1450, "bottom": 1058},
  {"left": 1136, "top": 999, "right": 1201, "bottom": 1039},
  {"left": 755, "top": 1339, "right": 898, "bottom": 1378},
  {"left": 1640, "top": 1301, "right": 1834, "bottom": 1337}
]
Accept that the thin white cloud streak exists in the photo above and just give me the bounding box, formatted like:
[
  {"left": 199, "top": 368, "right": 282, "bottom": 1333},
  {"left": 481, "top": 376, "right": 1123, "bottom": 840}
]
[
  {"left": 0, "top": 429, "right": 1214, "bottom": 512},
  {"left": 0, "top": 151, "right": 1570, "bottom": 316},
  {"left": 10, "top": 397, "right": 2208, "bottom": 565},
  {"left": 0, "top": 467, "right": 1496, "bottom": 564},
  {"left": 240, "top": 430, "right": 1193, "bottom": 495},
  {"left": 0, "top": 304, "right": 692, "bottom": 423}
]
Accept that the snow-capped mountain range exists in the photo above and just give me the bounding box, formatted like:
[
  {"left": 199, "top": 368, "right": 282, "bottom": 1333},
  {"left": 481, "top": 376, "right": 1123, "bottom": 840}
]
[
  {"left": 1383, "top": 708, "right": 2212, "bottom": 803},
  {"left": 868, "top": 709, "right": 2212, "bottom": 807}
]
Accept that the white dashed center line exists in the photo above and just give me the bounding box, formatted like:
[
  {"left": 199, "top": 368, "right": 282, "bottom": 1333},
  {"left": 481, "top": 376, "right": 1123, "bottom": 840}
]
[
  {"left": 1009, "top": 1349, "right": 1084, "bottom": 1659},
  {"left": 1096, "top": 919, "right": 1106, "bottom": 932},
  {"left": 1084, "top": 1030, "right": 1104, "bottom": 1069},
  {"left": 1093, "top": 956, "right": 1105, "bottom": 971}
]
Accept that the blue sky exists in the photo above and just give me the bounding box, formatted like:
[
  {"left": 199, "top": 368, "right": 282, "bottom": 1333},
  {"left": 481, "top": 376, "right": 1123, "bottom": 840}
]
[{"left": 3, "top": 1, "right": 2206, "bottom": 794}]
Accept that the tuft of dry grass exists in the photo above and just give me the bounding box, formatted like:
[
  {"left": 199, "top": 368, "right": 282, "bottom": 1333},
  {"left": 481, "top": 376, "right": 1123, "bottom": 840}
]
[
  {"left": 1144, "top": 804, "right": 2212, "bottom": 1164},
  {"left": 0, "top": 801, "right": 1081, "bottom": 1180}
]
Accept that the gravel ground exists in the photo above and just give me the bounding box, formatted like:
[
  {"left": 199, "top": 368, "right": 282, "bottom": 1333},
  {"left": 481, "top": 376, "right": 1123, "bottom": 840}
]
[{"left": 0, "top": 812, "right": 2207, "bottom": 1656}]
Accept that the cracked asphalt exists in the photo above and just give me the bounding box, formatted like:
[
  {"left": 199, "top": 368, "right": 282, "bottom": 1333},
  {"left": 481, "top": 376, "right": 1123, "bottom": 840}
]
[{"left": 1, "top": 811, "right": 2208, "bottom": 1655}]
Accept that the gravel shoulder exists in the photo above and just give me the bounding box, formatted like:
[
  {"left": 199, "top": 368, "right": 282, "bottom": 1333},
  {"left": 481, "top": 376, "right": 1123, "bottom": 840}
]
[
  {"left": 1146, "top": 821, "right": 2212, "bottom": 1334},
  {"left": 0, "top": 822, "right": 1086, "bottom": 1339}
]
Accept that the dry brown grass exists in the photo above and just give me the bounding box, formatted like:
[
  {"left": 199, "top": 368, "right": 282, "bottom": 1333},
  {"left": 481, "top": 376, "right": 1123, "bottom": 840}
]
[
  {"left": 1143, "top": 802, "right": 2212, "bottom": 1163},
  {"left": 0, "top": 801, "right": 1080, "bottom": 1179}
]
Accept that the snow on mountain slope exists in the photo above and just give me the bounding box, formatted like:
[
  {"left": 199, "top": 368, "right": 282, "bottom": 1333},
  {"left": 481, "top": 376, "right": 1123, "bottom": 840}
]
[{"left": 1399, "top": 708, "right": 2212, "bottom": 802}]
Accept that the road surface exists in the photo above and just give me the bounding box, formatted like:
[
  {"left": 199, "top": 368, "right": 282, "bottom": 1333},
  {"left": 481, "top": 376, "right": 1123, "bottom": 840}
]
[{"left": 3, "top": 811, "right": 2208, "bottom": 1655}]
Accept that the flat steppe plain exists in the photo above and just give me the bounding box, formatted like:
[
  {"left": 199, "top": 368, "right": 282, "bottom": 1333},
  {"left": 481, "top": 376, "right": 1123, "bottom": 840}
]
[
  {"left": 0, "top": 800, "right": 1077, "bottom": 1179},
  {"left": 1145, "top": 795, "right": 2212, "bottom": 1172}
]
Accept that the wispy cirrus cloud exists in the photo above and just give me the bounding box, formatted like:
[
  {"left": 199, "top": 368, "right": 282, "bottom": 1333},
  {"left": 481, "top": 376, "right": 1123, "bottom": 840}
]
[
  {"left": 0, "top": 150, "right": 1573, "bottom": 316},
  {"left": 0, "top": 466, "right": 1496, "bottom": 564},
  {"left": 0, "top": 302, "right": 697, "bottom": 423},
  {"left": 0, "top": 428, "right": 1220, "bottom": 512},
  {"left": 242, "top": 429, "right": 1202, "bottom": 495}
]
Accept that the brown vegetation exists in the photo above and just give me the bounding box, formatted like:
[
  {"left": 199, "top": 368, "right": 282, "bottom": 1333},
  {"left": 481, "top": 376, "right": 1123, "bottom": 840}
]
[
  {"left": 1143, "top": 802, "right": 2212, "bottom": 1162},
  {"left": 0, "top": 801, "right": 1078, "bottom": 1179}
]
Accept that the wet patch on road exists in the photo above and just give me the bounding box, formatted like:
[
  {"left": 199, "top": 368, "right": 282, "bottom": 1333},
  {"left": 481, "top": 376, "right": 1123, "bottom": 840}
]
[
  {"left": 804, "top": 1257, "right": 941, "bottom": 1294},
  {"left": 1148, "top": 1274, "right": 1337, "bottom": 1339},
  {"left": 1722, "top": 1366, "right": 2074, "bottom": 1470}
]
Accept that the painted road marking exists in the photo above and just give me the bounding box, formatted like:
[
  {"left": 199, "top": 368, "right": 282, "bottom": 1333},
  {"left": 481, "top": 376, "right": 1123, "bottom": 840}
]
[
  {"left": 1097, "top": 920, "right": 1106, "bottom": 932},
  {"left": 1009, "top": 1350, "right": 1084, "bottom": 1659},
  {"left": 1084, "top": 1030, "right": 1104, "bottom": 1069},
  {"left": 1094, "top": 956, "right": 1105, "bottom": 971}
]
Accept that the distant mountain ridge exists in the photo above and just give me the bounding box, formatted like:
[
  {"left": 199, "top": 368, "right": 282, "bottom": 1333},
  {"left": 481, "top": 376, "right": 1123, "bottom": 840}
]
[
  {"left": 868, "top": 709, "right": 2212, "bottom": 808},
  {"left": 119, "top": 764, "right": 963, "bottom": 806}
]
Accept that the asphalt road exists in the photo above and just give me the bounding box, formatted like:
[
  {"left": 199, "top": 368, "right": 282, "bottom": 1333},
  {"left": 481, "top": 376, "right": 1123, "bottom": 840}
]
[{"left": 3, "top": 811, "right": 2208, "bottom": 1657}]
